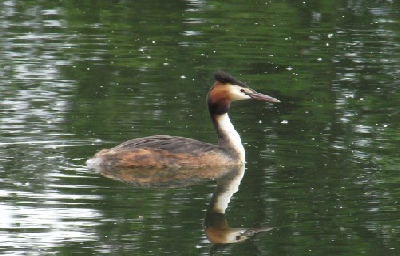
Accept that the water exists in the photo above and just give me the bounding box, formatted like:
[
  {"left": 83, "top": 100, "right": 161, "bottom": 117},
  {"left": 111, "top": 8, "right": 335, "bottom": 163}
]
[{"left": 1, "top": 0, "right": 399, "bottom": 255}]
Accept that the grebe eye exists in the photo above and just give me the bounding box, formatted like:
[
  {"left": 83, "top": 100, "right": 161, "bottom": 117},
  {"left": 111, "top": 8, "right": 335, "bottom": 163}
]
[{"left": 240, "top": 89, "right": 245, "bottom": 93}]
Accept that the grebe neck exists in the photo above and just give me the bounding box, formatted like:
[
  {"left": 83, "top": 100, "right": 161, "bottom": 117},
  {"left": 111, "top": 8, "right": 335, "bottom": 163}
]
[{"left": 212, "top": 113, "right": 245, "bottom": 162}]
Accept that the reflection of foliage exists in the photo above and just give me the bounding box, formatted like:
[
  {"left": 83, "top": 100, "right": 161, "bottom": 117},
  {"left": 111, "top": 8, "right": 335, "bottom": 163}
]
[
  {"left": 62, "top": 2, "right": 399, "bottom": 254},
  {"left": 1, "top": 0, "right": 399, "bottom": 255}
]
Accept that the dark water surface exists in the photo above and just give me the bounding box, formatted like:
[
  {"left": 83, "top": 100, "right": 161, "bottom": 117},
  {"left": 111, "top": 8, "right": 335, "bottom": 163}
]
[{"left": 1, "top": 1, "right": 399, "bottom": 255}]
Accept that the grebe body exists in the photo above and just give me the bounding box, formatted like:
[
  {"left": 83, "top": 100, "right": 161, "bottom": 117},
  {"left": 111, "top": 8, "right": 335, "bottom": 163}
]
[{"left": 87, "top": 71, "right": 279, "bottom": 169}]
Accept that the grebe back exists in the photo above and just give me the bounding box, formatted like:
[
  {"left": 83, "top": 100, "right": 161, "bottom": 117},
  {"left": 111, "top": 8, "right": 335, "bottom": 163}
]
[{"left": 87, "top": 71, "right": 279, "bottom": 169}]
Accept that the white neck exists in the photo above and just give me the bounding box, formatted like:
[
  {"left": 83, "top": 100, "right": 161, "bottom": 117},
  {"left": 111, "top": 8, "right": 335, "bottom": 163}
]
[{"left": 214, "top": 113, "right": 245, "bottom": 162}]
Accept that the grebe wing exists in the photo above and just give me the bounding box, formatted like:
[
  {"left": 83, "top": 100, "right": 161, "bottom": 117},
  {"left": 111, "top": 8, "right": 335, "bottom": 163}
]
[{"left": 112, "top": 135, "right": 219, "bottom": 154}]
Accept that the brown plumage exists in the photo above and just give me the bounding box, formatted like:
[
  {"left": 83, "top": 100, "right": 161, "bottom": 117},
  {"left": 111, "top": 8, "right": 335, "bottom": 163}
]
[{"left": 92, "top": 135, "right": 236, "bottom": 168}]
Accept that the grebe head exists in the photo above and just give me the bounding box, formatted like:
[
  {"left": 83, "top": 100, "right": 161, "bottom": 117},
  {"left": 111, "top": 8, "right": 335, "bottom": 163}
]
[{"left": 207, "top": 71, "right": 280, "bottom": 115}]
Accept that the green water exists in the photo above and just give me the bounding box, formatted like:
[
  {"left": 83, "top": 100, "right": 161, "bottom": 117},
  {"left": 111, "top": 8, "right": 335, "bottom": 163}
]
[{"left": 1, "top": 0, "right": 399, "bottom": 255}]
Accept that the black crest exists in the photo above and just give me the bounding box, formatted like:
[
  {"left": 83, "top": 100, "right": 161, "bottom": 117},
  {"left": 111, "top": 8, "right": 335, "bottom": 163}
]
[{"left": 214, "top": 71, "right": 248, "bottom": 88}]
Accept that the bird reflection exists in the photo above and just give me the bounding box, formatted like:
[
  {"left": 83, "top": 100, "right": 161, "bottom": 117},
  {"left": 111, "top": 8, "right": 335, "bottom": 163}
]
[
  {"left": 204, "top": 164, "right": 273, "bottom": 250},
  {"left": 95, "top": 165, "right": 235, "bottom": 188},
  {"left": 92, "top": 163, "right": 272, "bottom": 252}
]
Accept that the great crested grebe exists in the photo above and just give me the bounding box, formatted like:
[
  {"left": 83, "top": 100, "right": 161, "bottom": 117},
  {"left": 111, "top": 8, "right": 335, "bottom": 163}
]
[{"left": 87, "top": 71, "right": 279, "bottom": 169}]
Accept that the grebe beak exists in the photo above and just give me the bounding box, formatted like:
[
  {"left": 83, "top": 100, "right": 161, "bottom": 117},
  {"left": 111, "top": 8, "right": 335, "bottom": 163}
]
[{"left": 245, "top": 89, "right": 280, "bottom": 103}]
